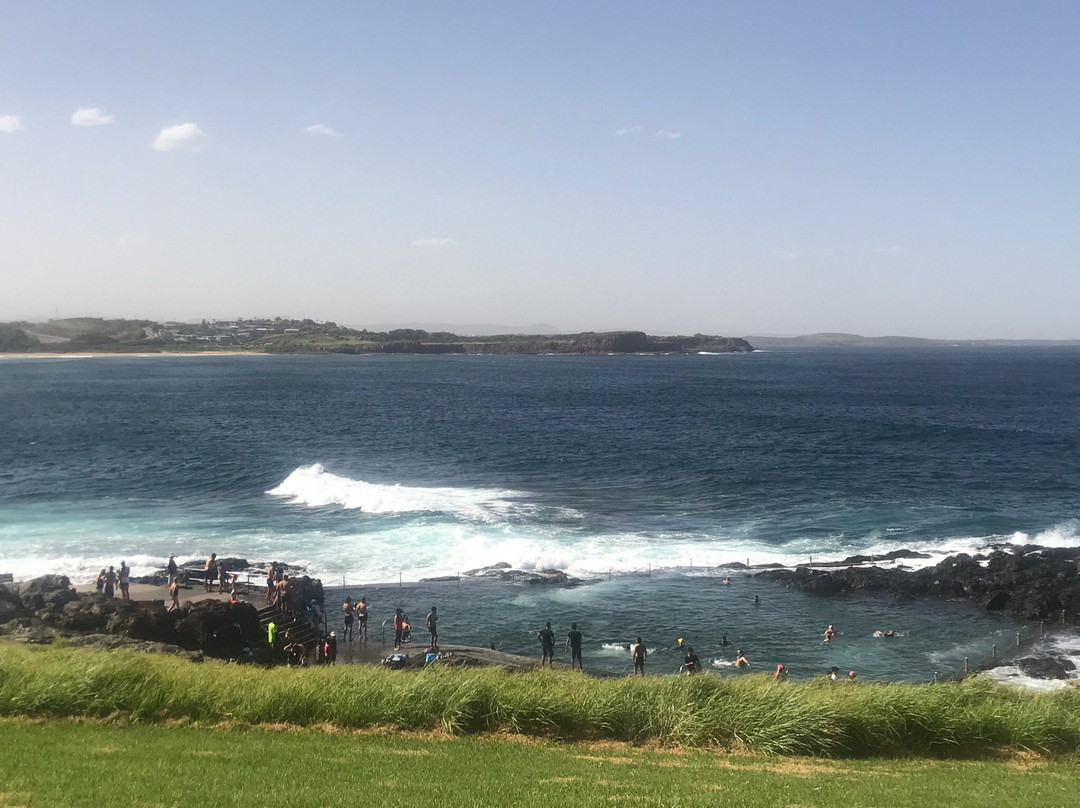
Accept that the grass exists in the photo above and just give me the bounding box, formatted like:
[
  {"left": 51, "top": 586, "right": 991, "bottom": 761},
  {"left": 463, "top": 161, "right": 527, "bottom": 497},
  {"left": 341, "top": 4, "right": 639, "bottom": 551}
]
[
  {"left": 2, "top": 642, "right": 1080, "bottom": 758},
  {"left": 0, "top": 718, "right": 1078, "bottom": 808}
]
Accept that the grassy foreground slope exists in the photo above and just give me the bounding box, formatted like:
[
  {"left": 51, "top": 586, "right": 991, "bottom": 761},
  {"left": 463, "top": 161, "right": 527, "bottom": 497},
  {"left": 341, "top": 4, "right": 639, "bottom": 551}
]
[
  {"left": 1, "top": 720, "right": 1078, "bottom": 808},
  {"left": 2, "top": 643, "right": 1080, "bottom": 758}
]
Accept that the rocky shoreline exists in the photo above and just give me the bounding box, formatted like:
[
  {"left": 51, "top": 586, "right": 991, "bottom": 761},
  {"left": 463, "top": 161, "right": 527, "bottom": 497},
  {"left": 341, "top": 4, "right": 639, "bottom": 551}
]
[
  {"left": 756, "top": 543, "right": 1080, "bottom": 621},
  {"left": 0, "top": 573, "right": 320, "bottom": 663}
]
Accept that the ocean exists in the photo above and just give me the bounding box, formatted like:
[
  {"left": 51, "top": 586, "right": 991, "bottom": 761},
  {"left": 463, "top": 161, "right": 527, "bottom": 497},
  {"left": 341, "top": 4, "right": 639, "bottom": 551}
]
[{"left": 2, "top": 348, "right": 1079, "bottom": 682}]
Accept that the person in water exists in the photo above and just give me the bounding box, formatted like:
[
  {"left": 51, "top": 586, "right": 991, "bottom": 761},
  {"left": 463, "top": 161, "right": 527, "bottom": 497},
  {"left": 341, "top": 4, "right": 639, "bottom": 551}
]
[
  {"left": 721, "top": 633, "right": 730, "bottom": 647},
  {"left": 823, "top": 624, "right": 837, "bottom": 643},
  {"left": 734, "top": 649, "right": 750, "bottom": 668},
  {"left": 632, "top": 638, "right": 647, "bottom": 675},
  {"left": 537, "top": 622, "right": 555, "bottom": 667},
  {"left": 566, "top": 623, "right": 583, "bottom": 671}
]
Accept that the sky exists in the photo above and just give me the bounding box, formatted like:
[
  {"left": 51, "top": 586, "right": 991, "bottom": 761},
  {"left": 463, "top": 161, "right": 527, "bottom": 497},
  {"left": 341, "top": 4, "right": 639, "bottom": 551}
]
[{"left": 1, "top": 2, "right": 1078, "bottom": 339}]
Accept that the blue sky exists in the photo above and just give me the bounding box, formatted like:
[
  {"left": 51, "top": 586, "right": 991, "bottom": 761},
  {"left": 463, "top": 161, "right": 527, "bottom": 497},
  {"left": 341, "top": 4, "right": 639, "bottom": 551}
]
[{"left": 1, "top": 2, "right": 1078, "bottom": 338}]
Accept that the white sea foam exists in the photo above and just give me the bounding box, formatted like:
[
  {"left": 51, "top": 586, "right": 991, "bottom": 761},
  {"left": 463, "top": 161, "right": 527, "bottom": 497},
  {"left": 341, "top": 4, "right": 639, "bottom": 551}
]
[
  {"left": 267, "top": 464, "right": 538, "bottom": 520},
  {"left": 981, "top": 632, "right": 1080, "bottom": 691}
]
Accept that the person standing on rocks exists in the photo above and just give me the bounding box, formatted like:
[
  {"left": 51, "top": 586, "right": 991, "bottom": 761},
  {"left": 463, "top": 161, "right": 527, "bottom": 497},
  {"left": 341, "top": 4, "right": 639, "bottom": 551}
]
[
  {"left": 168, "top": 579, "right": 180, "bottom": 611},
  {"left": 537, "top": 622, "right": 556, "bottom": 667},
  {"left": 118, "top": 561, "right": 131, "bottom": 600},
  {"left": 103, "top": 565, "right": 117, "bottom": 599},
  {"left": 632, "top": 637, "right": 647, "bottom": 675},
  {"left": 565, "top": 623, "right": 584, "bottom": 671},
  {"left": 166, "top": 554, "right": 179, "bottom": 585},
  {"left": 95, "top": 568, "right": 106, "bottom": 594},
  {"left": 426, "top": 606, "right": 438, "bottom": 649},
  {"left": 204, "top": 553, "right": 216, "bottom": 592}
]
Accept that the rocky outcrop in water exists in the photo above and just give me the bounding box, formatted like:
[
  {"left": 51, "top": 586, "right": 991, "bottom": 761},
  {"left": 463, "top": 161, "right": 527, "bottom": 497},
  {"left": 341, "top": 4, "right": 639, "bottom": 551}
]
[
  {"left": 461, "top": 563, "right": 588, "bottom": 587},
  {"left": 758, "top": 545, "right": 1080, "bottom": 620}
]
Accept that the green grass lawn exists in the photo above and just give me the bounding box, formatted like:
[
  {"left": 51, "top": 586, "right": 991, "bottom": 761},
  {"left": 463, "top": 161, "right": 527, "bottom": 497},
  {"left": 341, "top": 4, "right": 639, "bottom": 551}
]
[{"left": 0, "top": 718, "right": 1077, "bottom": 808}]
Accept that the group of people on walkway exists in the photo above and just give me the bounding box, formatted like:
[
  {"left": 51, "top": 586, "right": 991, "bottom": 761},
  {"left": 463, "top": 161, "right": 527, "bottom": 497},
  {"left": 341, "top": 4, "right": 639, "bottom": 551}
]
[
  {"left": 340, "top": 596, "right": 369, "bottom": 641},
  {"left": 93, "top": 561, "right": 131, "bottom": 600}
]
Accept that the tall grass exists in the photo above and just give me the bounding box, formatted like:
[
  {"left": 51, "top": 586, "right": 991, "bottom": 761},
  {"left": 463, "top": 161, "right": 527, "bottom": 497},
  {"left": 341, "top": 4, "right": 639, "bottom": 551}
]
[{"left": 1, "top": 642, "right": 1078, "bottom": 757}]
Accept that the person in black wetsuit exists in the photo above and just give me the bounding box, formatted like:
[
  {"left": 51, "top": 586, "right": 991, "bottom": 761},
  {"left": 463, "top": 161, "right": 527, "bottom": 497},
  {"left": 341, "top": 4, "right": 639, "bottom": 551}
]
[
  {"left": 565, "top": 623, "right": 583, "bottom": 670},
  {"left": 537, "top": 621, "right": 555, "bottom": 667}
]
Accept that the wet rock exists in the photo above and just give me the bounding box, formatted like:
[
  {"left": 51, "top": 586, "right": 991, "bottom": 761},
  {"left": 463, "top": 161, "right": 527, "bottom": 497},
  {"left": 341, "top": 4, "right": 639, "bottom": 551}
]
[
  {"left": 759, "top": 544, "right": 1080, "bottom": 620},
  {"left": 1015, "top": 657, "right": 1076, "bottom": 680},
  {"left": 462, "top": 564, "right": 585, "bottom": 586}
]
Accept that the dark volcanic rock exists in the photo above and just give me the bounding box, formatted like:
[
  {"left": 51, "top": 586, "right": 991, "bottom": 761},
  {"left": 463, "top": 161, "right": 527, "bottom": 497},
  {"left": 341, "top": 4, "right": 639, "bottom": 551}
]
[
  {"left": 175, "top": 599, "right": 262, "bottom": 658},
  {"left": 462, "top": 564, "right": 585, "bottom": 586},
  {"left": 1015, "top": 657, "right": 1076, "bottom": 680},
  {"left": 758, "top": 544, "right": 1080, "bottom": 620}
]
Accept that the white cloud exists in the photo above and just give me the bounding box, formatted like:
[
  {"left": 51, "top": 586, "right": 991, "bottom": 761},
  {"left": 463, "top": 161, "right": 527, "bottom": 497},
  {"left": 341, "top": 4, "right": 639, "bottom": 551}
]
[
  {"left": 0, "top": 115, "right": 23, "bottom": 133},
  {"left": 655, "top": 129, "right": 682, "bottom": 140},
  {"left": 410, "top": 238, "right": 458, "bottom": 250},
  {"left": 615, "top": 126, "right": 641, "bottom": 136},
  {"left": 153, "top": 122, "right": 208, "bottom": 152},
  {"left": 72, "top": 107, "right": 114, "bottom": 126},
  {"left": 304, "top": 123, "right": 343, "bottom": 137}
]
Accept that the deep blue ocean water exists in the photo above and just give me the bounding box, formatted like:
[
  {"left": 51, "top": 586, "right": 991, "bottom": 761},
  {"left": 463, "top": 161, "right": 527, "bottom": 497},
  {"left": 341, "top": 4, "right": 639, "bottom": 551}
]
[{"left": 3, "top": 349, "right": 1079, "bottom": 680}]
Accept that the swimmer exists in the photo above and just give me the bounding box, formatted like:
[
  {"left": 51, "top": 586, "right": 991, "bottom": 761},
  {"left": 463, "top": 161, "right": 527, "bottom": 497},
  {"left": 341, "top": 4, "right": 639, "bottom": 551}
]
[
  {"left": 753, "top": 595, "right": 759, "bottom": 606},
  {"left": 721, "top": 633, "right": 730, "bottom": 647},
  {"left": 823, "top": 624, "right": 837, "bottom": 643},
  {"left": 734, "top": 649, "right": 750, "bottom": 668}
]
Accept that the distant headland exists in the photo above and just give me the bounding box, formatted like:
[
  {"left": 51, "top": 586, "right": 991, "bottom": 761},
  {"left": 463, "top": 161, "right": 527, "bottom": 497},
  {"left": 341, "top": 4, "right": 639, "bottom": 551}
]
[{"left": 0, "top": 317, "right": 754, "bottom": 356}]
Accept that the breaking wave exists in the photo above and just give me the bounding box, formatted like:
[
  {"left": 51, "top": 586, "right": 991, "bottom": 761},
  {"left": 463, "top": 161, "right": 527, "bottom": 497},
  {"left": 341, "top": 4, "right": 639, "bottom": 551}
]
[{"left": 267, "top": 464, "right": 533, "bottom": 520}]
